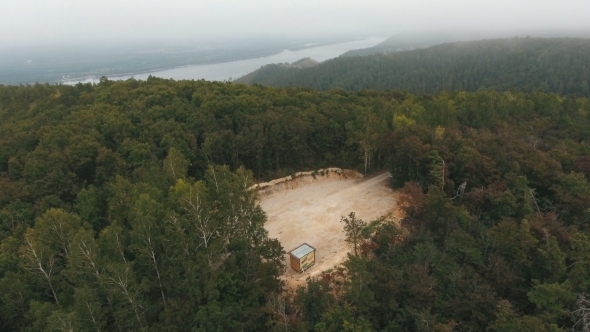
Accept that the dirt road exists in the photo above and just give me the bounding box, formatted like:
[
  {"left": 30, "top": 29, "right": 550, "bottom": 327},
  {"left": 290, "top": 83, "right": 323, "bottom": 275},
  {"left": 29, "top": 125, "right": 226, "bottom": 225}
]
[{"left": 259, "top": 172, "right": 397, "bottom": 286}]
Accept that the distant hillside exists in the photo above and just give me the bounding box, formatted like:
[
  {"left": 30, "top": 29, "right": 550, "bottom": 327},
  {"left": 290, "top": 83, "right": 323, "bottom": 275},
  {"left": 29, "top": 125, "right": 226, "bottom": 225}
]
[
  {"left": 289, "top": 57, "right": 319, "bottom": 68},
  {"left": 342, "top": 30, "right": 489, "bottom": 57},
  {"left": 234, "top": 37, "right": 590, "bottom": 96},
  {"left": 235, "top": 57, "right": 319, "bottom": 84},
  {"left": 342, "top": 28, "right": 590, "bottom": 57}
]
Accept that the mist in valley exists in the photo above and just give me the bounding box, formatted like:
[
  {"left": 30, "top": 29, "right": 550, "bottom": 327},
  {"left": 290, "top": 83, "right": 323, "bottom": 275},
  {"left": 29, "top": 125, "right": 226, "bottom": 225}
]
[{"left": 1, "top": 0, "right": 589, "bottom": 84}]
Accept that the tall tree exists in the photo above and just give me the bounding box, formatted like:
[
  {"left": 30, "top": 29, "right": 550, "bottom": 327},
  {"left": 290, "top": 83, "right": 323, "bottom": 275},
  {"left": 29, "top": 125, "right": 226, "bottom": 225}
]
[
  {"left": 340, "top": 212, "right": 366, "bottom": 257},
  {"left": 346, "top": 108, "right": 385, "bottom": 174}
]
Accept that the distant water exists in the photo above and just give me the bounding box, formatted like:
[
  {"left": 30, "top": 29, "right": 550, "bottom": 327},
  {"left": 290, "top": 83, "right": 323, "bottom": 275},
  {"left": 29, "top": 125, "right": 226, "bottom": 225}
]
[{"left": 63, "top": 37, "right": 385, "bottom": 84}]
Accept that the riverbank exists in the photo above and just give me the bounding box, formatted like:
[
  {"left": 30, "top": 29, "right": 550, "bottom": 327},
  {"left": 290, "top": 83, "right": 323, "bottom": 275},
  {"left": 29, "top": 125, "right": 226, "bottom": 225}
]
[{"left": 61, "top": 37, "right": 386, "bottom": 84}]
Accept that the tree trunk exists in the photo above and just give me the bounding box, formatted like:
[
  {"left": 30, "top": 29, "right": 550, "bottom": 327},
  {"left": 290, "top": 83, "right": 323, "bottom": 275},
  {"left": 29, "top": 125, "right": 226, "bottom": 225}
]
[{"left": 364, "top": 149, "right": 368, "bottom": 174}]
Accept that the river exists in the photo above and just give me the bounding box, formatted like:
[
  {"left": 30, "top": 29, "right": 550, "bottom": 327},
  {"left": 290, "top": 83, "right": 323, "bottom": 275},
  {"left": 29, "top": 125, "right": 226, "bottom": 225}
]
[{"left": 63, "top": 37, "right": 385, "bottom": 84}]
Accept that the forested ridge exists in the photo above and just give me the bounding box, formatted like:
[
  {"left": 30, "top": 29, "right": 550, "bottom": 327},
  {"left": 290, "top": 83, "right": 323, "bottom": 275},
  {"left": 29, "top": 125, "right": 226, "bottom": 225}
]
[
  {"left": 1, "top": 78, "right": 590, "bottom": 330},
  {"left": 235, "top": 37, "right": 590, "bottom": 96}
]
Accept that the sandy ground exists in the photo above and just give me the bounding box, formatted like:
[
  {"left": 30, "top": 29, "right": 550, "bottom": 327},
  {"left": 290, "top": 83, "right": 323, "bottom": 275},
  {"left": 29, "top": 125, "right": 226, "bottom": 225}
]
[{"left": 259, "top": 171, "right": 397, "bottom": 287}]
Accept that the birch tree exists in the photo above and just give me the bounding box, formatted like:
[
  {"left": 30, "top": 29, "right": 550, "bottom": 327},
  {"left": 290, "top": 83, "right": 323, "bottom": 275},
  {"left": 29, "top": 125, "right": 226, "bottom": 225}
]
[
  {"left": 129, "top": 193, "right": 168, "bottom": 310},
  {"left": 19, "top": 228, "right": 61, "bottom": 305},
  {"left": 176, "top": 179, "right": 220, "bottom": 268},
  {"left": 346, "top": 108, "right": 384, "bottom": 174},
  {"left": 73, "top": 287, "right": 106, "bottom": 332},
  {"left": 163, "top": 147, "right": 190, "bottom": 182},
  {"left": 68, "top": 228, "right": 102, "bottom": 284},
  {"left": 19, "top": 209, "right": 81, "bottom": 306}
]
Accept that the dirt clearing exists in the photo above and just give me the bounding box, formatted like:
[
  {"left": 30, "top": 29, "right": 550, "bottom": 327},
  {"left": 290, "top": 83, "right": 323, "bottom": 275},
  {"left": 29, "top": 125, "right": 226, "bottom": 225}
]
[{"left": 258, "top": 170, "right": 397, "bottom": 286}]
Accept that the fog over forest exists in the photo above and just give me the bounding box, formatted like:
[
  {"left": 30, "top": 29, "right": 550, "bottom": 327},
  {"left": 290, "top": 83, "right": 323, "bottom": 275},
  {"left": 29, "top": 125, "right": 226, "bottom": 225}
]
[
  {"left": 2, "top": 0, "right": 590, "bottom": 85},
  {"left": 2, "top": 0, "right": 590, "bottom": 47}
]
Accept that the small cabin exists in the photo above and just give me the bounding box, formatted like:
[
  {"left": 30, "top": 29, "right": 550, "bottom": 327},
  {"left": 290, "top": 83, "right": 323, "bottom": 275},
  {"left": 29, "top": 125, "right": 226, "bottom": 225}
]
[{"left": 289, "top": 243, "right": 316, "bottom": 273}]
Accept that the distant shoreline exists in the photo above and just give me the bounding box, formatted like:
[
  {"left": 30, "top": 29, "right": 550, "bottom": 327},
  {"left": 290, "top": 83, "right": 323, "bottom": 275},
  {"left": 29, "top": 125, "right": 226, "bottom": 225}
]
[{"left": 60, "top": 37, "right": 368, "bottom": 85}]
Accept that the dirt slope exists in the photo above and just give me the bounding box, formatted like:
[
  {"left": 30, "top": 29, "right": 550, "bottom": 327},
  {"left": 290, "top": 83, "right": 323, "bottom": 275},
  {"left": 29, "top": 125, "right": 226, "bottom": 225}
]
[{"left": 259, "top": 171, "right": 397, "bottom": 286}]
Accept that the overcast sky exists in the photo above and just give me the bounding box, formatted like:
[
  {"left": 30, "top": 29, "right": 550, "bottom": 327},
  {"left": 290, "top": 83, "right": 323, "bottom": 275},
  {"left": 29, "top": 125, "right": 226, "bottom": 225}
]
[{"left": 2, "top": 0, "right": 590, "bottom": 47}]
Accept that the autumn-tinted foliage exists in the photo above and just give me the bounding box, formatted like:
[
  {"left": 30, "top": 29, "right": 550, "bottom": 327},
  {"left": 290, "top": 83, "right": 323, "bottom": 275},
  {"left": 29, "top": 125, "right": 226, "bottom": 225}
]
[{"left": 0, "top": 78, "right": 589, "bottom": 330}]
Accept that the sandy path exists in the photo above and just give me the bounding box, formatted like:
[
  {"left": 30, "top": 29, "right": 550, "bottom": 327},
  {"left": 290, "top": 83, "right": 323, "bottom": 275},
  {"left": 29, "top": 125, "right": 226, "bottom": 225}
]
[{"left": 259, "top": 172, "right": 397, "bottom": 286}]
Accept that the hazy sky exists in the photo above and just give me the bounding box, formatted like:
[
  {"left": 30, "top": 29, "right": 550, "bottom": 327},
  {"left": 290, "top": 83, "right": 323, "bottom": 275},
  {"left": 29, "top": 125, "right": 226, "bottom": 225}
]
[{"left": 2, "top": 0, "right": 590, "bottom": 47}]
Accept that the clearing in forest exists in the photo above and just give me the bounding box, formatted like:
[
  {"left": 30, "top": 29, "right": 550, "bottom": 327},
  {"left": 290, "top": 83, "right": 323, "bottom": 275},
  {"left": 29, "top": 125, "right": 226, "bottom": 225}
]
[{"left": 258, "top": 170, "right": 398, "bottom": 287}]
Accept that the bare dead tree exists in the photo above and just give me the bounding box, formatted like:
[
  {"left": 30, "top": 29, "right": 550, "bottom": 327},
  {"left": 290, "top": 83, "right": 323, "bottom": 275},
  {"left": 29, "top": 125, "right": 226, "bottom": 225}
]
[
  {"left": 572, "top": 293, "right": 590, "bottom": 332},
  {"left": 452, "top": 181, "right": 467, "bottom": 200},
  {"left": 268, "top": 292, "right": 300, "bottom": 332},
  {"left": 528, "top": 188, "right": 541, "bottom": 214},
  {"left": 268, "top": 293, "right": 289, "bottom": 332}
]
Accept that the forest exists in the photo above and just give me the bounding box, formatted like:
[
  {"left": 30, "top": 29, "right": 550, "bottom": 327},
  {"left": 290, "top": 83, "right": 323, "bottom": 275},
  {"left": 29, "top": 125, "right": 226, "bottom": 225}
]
[
  {"left": 0, "top": 77, "right": 590, "bottom": 331},
  {"left": 235, "top": 37, "right": 590, "bottom": 97}
]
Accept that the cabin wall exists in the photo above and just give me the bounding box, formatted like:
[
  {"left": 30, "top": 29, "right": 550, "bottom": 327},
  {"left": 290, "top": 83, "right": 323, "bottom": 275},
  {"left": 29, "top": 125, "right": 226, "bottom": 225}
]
[
  {"left": 290, "top": 255, "right": 301, "bottom": 272},
  {"left": 300, "top": 251, "right": 315, "bottom": 271}
]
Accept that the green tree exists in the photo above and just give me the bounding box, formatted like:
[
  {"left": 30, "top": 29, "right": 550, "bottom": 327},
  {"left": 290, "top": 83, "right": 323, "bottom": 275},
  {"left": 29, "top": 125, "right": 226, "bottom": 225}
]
[
  {"left": 341, "top": 212, "right": 366, "bottom": 257},
  {"left": 129, "top": 192, "right": 168, "bottom": 311},
  {"left": 346, "top": 108, "right": 385, "bottom": 174},
  {"left": 163, "top": 147, "right": 190, "bottom": 182},
  {"left": 487, "top": 300, "right": 564, "bottom": 332},
  {"left": 18, "top": 209, "right": 81, "bottom": 306},
  {"left": 568, "top": 232, "right": 590, "bottom": 292},
  {"left": 428, "top": 150, "right": 446, "bottom": 191},
  {"left": 19, "top": 227, "right": 61, "bottom": 305},
  {"left": 72, "top": 287, "right": 106, "bottom": 332},
  {"left": 527, "top": 281, "right": 576, "bottom": 322}
]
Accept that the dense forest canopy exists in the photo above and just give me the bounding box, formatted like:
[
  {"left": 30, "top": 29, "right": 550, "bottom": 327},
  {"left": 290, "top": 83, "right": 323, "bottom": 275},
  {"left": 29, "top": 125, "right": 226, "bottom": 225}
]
[
  {"left": 1, "top": 78, "right": 590, "bottom": 330},
  {"left": 235, "top": 37, "right": 590, "bottom": 96}
]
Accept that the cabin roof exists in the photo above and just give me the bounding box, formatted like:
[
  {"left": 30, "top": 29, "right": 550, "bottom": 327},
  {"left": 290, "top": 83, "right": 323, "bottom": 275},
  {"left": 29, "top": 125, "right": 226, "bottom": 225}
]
[{"left": 290, "top": 243, "right": 315, "bottom": 259}]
